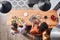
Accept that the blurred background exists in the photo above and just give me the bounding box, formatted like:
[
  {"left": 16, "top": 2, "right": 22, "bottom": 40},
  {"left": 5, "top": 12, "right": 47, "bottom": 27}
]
[{"left": 0, "top": 0, "right": 60, "bottom": 40}]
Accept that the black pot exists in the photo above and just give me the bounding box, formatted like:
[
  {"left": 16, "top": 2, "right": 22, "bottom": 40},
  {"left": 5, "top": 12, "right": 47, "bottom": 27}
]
[
  {"left": 1, "top": 1, "right": 12, "bottom": 13},
  {"left": 27, "top": 0, "right": 40, "bottom": 7},
  {"left": 38, "top": 22, "right": 48, "bottom": 33},
  {"left": 38, "top": 1, "right": 51, "bottom": 11},
  {"left": 28, "top": 4, "right": 34, "bottom": 7}
]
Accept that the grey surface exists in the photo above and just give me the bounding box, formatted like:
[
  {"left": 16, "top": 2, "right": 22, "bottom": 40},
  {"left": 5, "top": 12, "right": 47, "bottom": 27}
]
[
  {"left": 53, "top": 2, "right": 60, "bottom": 10},
  {"left": 0, "top": 24, "right": 29, "bottom": 40},
  {"left": 57, "top": 9, "right": 60, "bottom": 25},
  {"left": 50, "top": 25, "right": 60, "bottom": 40},
  {"left": 0, "top": 0, "right": 59, "bottom": 10}
]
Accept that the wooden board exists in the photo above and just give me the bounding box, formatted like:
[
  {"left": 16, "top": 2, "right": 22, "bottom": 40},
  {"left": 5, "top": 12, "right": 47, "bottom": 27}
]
[{"left": 6, "top": 10, "right": 58, "bottom": 27}]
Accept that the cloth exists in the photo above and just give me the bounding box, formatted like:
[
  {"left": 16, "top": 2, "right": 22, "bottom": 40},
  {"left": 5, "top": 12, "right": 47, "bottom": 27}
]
[
  {"left": 30, "top": 25, "right": 40, "bottom": 35},
  {"left": 17, "top": 22, "right": 26, "bottom": 34},
  {"left": 10, "top": 22, "right": 26, "bottom": 35}
]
